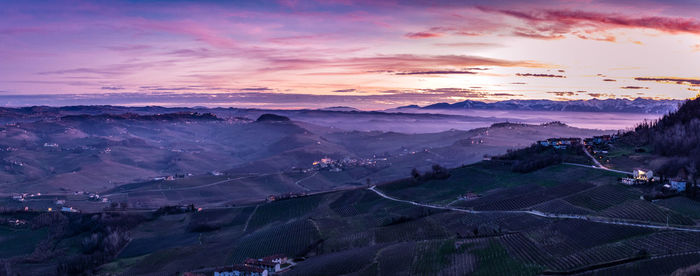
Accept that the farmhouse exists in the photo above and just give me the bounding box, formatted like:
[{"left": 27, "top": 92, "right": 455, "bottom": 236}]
[
  {"left": 214, "top": 265, "right": 267, "bottom": 276},
  {"left": 633, "top": 169, "right": 654, "bottom": 181},
  {"left": 61, "top": 207, "right": 79, "bottom": 213}
]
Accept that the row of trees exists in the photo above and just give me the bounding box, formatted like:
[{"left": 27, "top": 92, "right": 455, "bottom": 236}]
[
  {"left": 495, "top": 144, "right": 582, "bottom": 173},
  {"left": 410, "top": 164, "right": 450, "bottom": 181}
]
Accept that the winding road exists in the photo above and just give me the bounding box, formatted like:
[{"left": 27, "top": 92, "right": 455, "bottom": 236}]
[
  {"left": 579, "top": 144, "right": 632, "bottom": 175},
  {"left": 368, "top": 186, "right": 700, "bottom": 233}
]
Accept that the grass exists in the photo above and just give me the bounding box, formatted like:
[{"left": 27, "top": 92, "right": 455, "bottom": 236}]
[
  {"left": 118, "top": 232, "right": 200, "bottom": 258},
  {"left": 0, "top": 226, "right": 48, "bottom": 258},
  {"left": 98, "top": 255, "right": 149, "bottom": 275}
]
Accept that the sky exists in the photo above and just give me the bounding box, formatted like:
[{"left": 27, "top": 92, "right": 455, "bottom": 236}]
[{"left": 0, "top": 0, "right": 699, "bottom": 109}]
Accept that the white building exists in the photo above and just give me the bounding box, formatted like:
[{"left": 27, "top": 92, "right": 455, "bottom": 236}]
[
  {"left": 61, "top": 207, "right": 79, "bottom": 213},
  {"left": 633, "top": 170, "right": 653, "bottom": 181},
  {"left": 670, "top": 179, "right": 687, "bottom": 191}
]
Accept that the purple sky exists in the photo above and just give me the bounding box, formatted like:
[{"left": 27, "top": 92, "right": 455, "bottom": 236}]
[{"left": 1, "top": 0, "right": 699, "bottom": 109}]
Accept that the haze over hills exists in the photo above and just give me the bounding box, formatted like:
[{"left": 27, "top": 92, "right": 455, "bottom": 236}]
[{"left": 0, "top": 106, "right": 613, "bottom": 209}]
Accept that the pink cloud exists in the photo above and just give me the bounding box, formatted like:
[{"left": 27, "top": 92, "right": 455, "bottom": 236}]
[
  {"left": 480, "top": 7, "right": 700, "bottom": 40},
  {"left": 404, "top": 32, "right": 442, "bottom": 39}
]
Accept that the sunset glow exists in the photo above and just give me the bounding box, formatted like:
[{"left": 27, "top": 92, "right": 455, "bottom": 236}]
[{"left": 1, "top": 0, "right": 699, "bottom": 109}]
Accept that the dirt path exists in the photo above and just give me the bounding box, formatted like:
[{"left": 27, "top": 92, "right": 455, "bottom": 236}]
[
  {"left": 294, "top": 172, "right": 317, "bottom": 191},
  {"left": 579, "top": 144, "right": 632, "bottom": 174},
  {"left": 104, "top": 172, "right": 280, "bottom": 197},
  {"left": 242, "top": 204, "right": 259, "bottom": 232}
]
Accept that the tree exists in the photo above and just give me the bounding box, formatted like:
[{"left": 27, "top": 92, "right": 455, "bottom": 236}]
[
  {"left": 411, "top": 168, "right": 421, "bottom": 180},
  {"left": 687, "top": 161, "right": 698, "bottom": 198}
]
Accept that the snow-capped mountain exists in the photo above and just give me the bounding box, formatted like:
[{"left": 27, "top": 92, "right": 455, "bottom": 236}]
[{"left": 398, "top": 98, "right": 683, "bottom": 114}]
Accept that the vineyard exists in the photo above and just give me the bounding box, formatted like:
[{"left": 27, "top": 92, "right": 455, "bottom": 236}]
[
  {"left": 227, "top": 219, "right": 321, "bottom": 263},
  {"left": 118, "top": 232, "right": 199, "bottom": 259},
  {"left": 623, "top": 231, "right": 700, "bottom": 255},
  {"left": 380, "top": 162, "right": 621, "bottom": 205},
  {"left": 410, "top": 239, "right": 457, "bottom": 275},
  {"left": 467, "top": 239, "right": 543, "bottom": 276},
  {"left": 187, "top": 206, "right": 255, "bottom": 231},
  {"left": 245, "top": 195, "right": 323, "bottom": 231},
  {"left": 655, "top": 196, "right": 700, "bottom": 219},
  {"left": 287, "top": 244, "right": 383, "bottom": 276},
  {"left": 549, "top": 220, "right": 653, "bottom": 249},
  {"left": 599, "top": 199, "right": 695, "bottom": 225},
  {"left": 375, "top": 217, "right": 450, "bottom": 243},
  {"left": 565, "top": 184, "right": 641, "bottom": 211},
  {"left": 455, "top": 182, "right": 594, "bottom": 211},
  {"left": 376, "top": 242, "right": 417, "bottom": 275},
  {"left": 530, "top": 199, "right": 593, "bottom": 215},
  {"left": 578, "top": 252, "right": 700, "bottom": 276}
]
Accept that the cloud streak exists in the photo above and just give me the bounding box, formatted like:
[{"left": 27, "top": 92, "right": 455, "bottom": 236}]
[{"left": 516, "top": 73, "right": 565, "bottom": 78}]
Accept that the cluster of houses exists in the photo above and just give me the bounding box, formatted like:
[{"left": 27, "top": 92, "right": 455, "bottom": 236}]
[
  {"left": 10, "top": 192, "right": 43, "bottom": 202},
  {"left": 584, "top": 134, "right": 618, "bottom": 146},
  {"left": 620, "top": 169, "right": 688, "bottom": 192},
  {"left": 153, "top": 173, "right": 193, "bottom": 181},
  {"left": 2, "top": 217, "right": 27, "bottom": 227},
  {"left": 459, "top": 192, "right": 480, "bottom": 201},
  {"left": 537, "top": 137, "right": 582, "bottom": 149},
  {"left": 214, "top": 254, "right": 289, "bottom": 276},
  {"left": 43, "top": 142, "right": 59, "bottom": 148},
  {"left": 311, "top": 156, "right": 383, "bottom": 172},
  {"left": 267, "top": 192, "right": 308, "bottom": 202}
]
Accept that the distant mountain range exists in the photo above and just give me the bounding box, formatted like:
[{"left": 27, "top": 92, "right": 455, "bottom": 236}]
[{"left": 397, "top": 98, "right": 684, "bottom": 114}]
